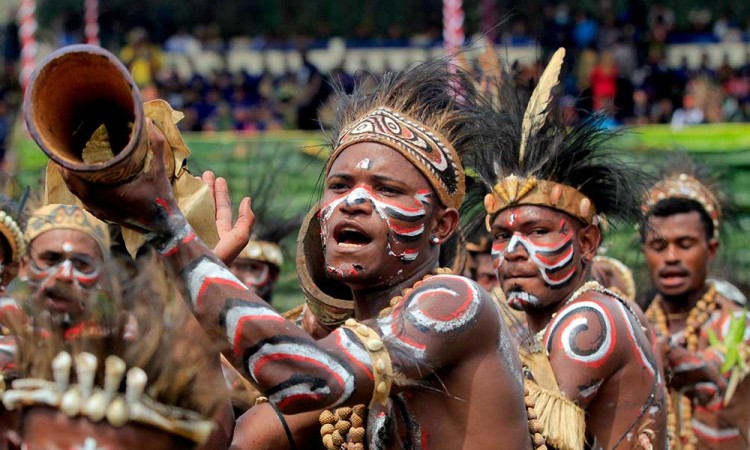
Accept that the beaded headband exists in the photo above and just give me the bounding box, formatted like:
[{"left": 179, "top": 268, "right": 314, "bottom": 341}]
[
  {"left": 0, "top": 210, "right": 25, "bottom": 263},
  {"left": 327, "top": 107, "right": 465, "bottom": 209},
  {"left": 643, "top": 173, "right": 720, "bottom": 237},
  {"left": 25, "top": 204, "right": 111, "bottom": 256},
  {"left": 238, "top": 240, "right": 283, "bottom": 267},
  {"left": 2, "top": 351, "right": 214, "bottom": 446},
  {"left": 484, "top": 175, "right": 597, "bottom": 230}
]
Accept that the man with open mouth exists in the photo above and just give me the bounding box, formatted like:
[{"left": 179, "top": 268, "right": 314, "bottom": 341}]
[
  {"left": 58, "top": 59, "right": 537, "bottom": 450},
  {"left": 642, "top": 156, "right": 750, "bottom": 450},
  {"left": 463, "top": 48, "right": 667, "bottom": 450},
  {"left": 21, "top": 204, "right": 111, "bottom": 334}
]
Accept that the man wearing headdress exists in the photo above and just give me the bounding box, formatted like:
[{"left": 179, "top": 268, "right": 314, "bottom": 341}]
[
  {"left": 463, "top": 48, "right": 667, "bottom": 450},
  {"left": 641, "top": 158, "right": 750, "bottom": 450},
  {"left": 59, "top": 60, "right": 537, "bottom": 449},
  {"left": 3, "top": 203, "right": 235, "bottom": 449},
  {"left": 21, "top": 203, "right": 112, "bottom": 334},
  {"left": 2, "top": 256, "right": 222, "bottom": 450}
]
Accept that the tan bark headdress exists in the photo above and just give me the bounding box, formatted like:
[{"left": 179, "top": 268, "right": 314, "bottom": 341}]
[
  {"left": 25, "top": 204, "right": 111, "bottom": 257},
  {"left": 2, "top": 256, "right": 222, "bottom": 446}
]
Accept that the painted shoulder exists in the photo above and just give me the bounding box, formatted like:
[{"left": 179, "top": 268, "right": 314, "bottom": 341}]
[{"left": 544, "top": 289, "right": 622, "bottom": 369}]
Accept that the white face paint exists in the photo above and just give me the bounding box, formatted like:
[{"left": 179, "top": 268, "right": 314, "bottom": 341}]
[
  {"left": 355, "top": 158, "right": 372, "bottom": 170},
  {"left": 492, "top": 228, "right": 576, "bottom": 287},
  {"left": 319, "top": 185, "right": 430, "bottom": 263},
  {"left": 506, "top": 290, "right": 542, "bottom": 310},
  {"left": 62, "top": 241, "right": 74, "bottom": 253}
]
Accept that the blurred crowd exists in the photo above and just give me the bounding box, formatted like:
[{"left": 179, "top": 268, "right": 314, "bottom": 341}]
[{"left": 0, "top": 2, "right": 747, "bottom": 140}]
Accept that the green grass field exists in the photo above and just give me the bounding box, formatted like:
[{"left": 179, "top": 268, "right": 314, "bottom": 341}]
[{"left": 13, "top": 125, "right": 750, "bottom": 310}]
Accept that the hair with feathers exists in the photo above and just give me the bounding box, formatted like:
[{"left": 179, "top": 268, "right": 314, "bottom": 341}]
[
  {"left": 462, "top": 58, "right": 646, "bottom": 231},
  {"left": 246, "top": 158, "right": 304, "bottom": 245},
  {"left": 327, "top": 58, "right": 482, "bottom": 191}
]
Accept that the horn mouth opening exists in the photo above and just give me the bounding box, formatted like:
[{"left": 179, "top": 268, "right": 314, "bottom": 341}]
[{"left": 24, "top": 44, "right": 145, "bottom": 179}]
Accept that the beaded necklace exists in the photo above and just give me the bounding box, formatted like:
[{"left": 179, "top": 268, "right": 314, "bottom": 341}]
[
  {"left": 319, "top": 267, "right": 548, "bottom": 450},
  {"left": 646, "top": 283, "right": 717, "bottom": 450}
]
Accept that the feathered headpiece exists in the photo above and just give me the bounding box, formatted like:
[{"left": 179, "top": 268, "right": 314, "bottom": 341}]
[
  {"left": 326, "top": 58, "right": 484, "bottom": 209},
  {"left": 642, "top": 154, "right": 727, "bottom": 238},
  {"left": 463, "top": 47, "right": 645, "bottom": 230}
]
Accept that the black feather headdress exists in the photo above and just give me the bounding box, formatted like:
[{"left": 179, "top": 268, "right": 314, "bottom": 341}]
[
  {"left": 462, "top": 48, "right": 646, "bottom": 231},
  {"left": 326, "top": 58, "right": 486, "bottom": 210},
  {"left": 238, "top": 158, "right": 304, "bottom": 267}
]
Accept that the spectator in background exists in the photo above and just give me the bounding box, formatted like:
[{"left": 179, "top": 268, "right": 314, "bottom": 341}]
[
  {"left": 671, "top": 94, "right": 704, "bottom": 128},
  {"left": 590, "top": 50, "right": 618, "bottom": 111},
  {"left": 295, "top": 48, "right": 331, "bottom": 130},
  {"left": 120, "top": 28, "right": 163, "bottom": 88}
]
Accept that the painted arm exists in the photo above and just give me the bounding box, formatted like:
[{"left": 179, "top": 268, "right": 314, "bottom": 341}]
[
  {"left": 662, "top": 310, "right": 750, "bottom": 406},
  {"left": 58, "top": 122, "right": 495, "bottom": 415},
  {"left": 545, "top": 293, "right": 645, "bottom": 408}
]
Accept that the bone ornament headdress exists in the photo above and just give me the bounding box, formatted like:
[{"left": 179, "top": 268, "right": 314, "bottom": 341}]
[{"left": 3, "top": 351, "right": 214, "bottom": 445}]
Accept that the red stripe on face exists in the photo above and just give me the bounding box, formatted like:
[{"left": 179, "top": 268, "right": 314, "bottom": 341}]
[
  {"left": 544, "top": 265, "right": 577, "bottom": 284},
  {"left": 536, "top": 244, "right": 574, "bottom": 267},
  {"left": 388, "top": 222, "right": 424, "bottom": 235}
]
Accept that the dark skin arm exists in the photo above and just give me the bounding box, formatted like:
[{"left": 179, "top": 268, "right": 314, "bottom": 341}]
[
  {"left": 60, "top": 121, "right": 498, "bottom": 415},
  {"left": 658, "top": 308, "right": 750, "bottom": 405},
  {"left": 231, "top": 404, "right": 322, "bottom": 450}
]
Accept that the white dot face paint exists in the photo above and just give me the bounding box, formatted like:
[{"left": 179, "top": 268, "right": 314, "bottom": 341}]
[
  {"left": 355, "top": 158, "right": 372, "bottom": 170},
  {"left": 62, "top": 242, "right": 74, "bottom": 253}
]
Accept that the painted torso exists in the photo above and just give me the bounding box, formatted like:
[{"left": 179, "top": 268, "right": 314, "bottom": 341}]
[
  {"left": 542, "top": 285, "right": 667, "bottom": 450},
  {"left": 648, "top": 293, "right": 750, "bottom": 450},
  {"left": 353, "top": 274, "right": 531, "bottom": 450}
]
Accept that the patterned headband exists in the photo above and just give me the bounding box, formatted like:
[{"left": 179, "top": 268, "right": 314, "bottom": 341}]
[
  {"left": 484, "top": 175, "right": 597, "bottom": 229},
  {"left": 25, "top": 204, "right": 111, "bottom": 256},
  {"left": 643, "top": 173, "right": 721, "bottom": 237},
  {"left": 327, "top": 107, "right": 465, "bottom": 209}
]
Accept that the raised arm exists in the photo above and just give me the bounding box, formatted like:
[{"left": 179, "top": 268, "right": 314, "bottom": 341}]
[{"left": 59, "top": 122, "right": 497, "bottom": 415}]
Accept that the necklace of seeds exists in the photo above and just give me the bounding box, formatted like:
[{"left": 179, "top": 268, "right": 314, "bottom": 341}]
[
  {"left": 321, "top": 267, "right": 548, "bottom": 450},
  {"left": 646, "top": 283, "right": 717, "bottom": 450}
]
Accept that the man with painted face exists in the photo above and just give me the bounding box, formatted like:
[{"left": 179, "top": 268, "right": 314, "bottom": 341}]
[
  {"left": 58, "top": 60, "right": 537, "bottom": 450},
  {"left": 21, "top": 203, "right": 111, "bottom": 331},
  {"left": 464, "top": 48, "right": 667, "bottom": 450},
  {"left": 642, "top": 158, "right": 750, "bottom": 450},
  {"left": 3, "top": 257, "right": 222, "bottom": 450}
]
